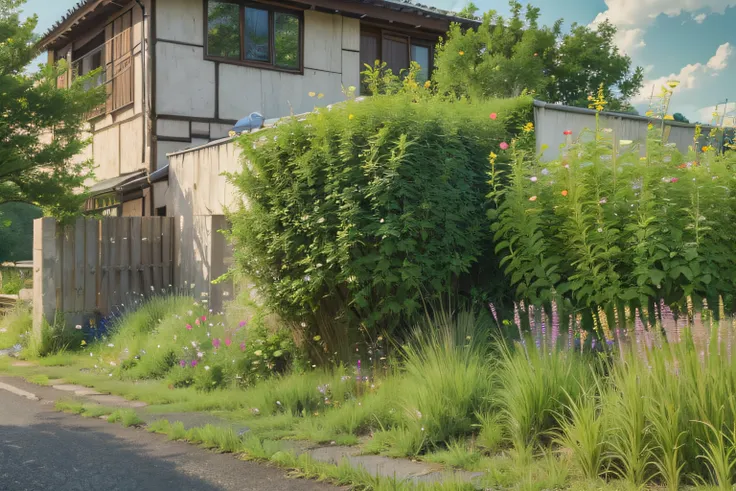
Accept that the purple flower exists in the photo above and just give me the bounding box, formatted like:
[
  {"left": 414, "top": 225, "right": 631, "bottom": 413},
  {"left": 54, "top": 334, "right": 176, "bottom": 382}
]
[
  {"left": 239, "top": 320, "right": 247, "bottom": 328},
  {"left": 240, "top": 341, "right": 246, "bottom": 352},
  {"left": 224, "top": 338, "right": 232, "bottom": 347},
  {"left": 179, "top": 360, "right": 186, "bottom": 368},
  {"left": 551, "top": 300, "right": 560, "bottom": 346},
  {"left": 514, "top": 303, "right": 521, "bottom": 329},
  {"left": 212, "top": 338, "right": 221, "bottom": 349},
  {"left": 190, "top": 359, "right": 198, "bottom": 367},
  {"left": 489, "top": 303, "right": 499, "bottom": 326}
]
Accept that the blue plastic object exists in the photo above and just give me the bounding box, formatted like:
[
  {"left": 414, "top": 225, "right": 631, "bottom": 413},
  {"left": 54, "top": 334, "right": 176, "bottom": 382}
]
[{"left": 232, "top": 112, "right": 265, "bottom": 135}]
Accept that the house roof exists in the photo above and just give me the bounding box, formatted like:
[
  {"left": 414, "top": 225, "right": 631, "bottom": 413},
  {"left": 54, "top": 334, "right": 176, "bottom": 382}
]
[{"left": 39, "top": 0, "right": 479, "bottom": 51}]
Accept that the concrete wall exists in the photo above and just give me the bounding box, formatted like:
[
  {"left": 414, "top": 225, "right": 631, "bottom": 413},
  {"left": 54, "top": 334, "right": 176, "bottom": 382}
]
[
  {"left": 153, "top": 0, "right": 360, "bottom": 168},
  {"left": 534, "top": 101, "right": 717, "bottom": 161},
  {"left": 165, "top": 138, "right": 241, "bottom": 309}
]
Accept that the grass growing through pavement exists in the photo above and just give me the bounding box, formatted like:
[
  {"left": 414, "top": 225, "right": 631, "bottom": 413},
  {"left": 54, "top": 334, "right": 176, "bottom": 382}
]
[{"left": 107, "top": 409, "right": 144, "bottom": 427}]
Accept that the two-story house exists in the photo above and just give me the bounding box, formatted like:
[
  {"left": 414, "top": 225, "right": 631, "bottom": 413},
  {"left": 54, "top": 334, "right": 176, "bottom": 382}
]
[{"left": 40, "top": 0, "right": 477, "bottom": 218}]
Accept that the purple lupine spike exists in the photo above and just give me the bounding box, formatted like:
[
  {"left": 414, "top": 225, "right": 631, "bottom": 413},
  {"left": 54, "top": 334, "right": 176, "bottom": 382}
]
[
  {"left": 551, "top": 300, "right": 560, "bottom": 348},
  {"left": 489, "top": 302, "right": 499, "bottom": 327},
  {"left": 568, "top": 315, "right": 574, "bottom": 351},
  {"left": 514, "top": 303, "right": 522, "bottom": 330}
]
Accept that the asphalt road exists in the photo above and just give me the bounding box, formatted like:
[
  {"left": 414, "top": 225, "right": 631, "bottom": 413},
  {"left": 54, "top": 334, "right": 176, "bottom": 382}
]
[{"left": 0, "top": 380, "right": 334, "bottom": 491}]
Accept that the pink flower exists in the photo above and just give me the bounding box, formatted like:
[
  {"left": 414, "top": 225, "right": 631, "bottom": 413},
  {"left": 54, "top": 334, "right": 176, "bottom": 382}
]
[
  {"left": 224, "top": 338, "right": 232, "bottom": 347},
  {"left": 490, "top": 113, "right": 498, "bottom": 120},
  {"left": 195, "top": 319, "right": 200, "bottom": 326},
  {"left": 190, "top": 359, "right": 198, "bottom": 367},
  {"left": 671, "top": 177, "right": 679, "bottom": 183},
  {"left": 499, "top": 142, "right": 509, "bottom": 150},
  {"left": 240, "top": 341, "right": 246, "bottom": 352},
  {"left": 238, "top": 320, "right": 247, "bottom": 328},
  {"left": 563, "top": 130, "right": 572, "bottom": 136},
  {"left": 186, "top": 324, "right": 192, "bottom": 331},
  {"left": 179, "top": 360, "right": 186, "bottom": 368},
  {"left": 201, "top": 315, "right": 207, "bottom": 322},
  {"left": 212, "top": 338, "right": 221, "bottom": 349}
]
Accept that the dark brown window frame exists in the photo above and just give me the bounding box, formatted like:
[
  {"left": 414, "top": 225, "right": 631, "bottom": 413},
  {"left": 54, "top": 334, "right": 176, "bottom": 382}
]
[
  {"left": 204, "top": 0, "right": 304, "bottom": 75},
  {"left": 359, "top": 24, "right": 436, "bottom": 79}
]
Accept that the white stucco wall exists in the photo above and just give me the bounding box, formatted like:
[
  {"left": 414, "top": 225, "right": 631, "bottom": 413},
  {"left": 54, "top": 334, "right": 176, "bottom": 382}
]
[{"left": 154, "top": 0, "right": 360, "bottom": 152}]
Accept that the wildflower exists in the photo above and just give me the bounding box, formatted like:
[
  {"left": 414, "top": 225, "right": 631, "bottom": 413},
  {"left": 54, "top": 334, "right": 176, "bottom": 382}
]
[
  {"left": 75, "top": 324, "right": 82, "bottom": 330},
  {"left": 533, "top": 52, "right": 538, "bottom": 56},
  {"left": 599, "top": 197, "right": 607, "bottom": 204},
  {"left": 107, "top": 343, "right": 114, "bottom": 348},
  {"left": 204, "top": 366, "right": 210, "bottom": 371},
  {"left": 194, "top": 319, "right": 200, "bottom": 326},
  {"left": 702, "top": 145, "right": 709, "bottom": 152},
  {"left": 416, "top": 410, "right": 422, "bottom": 419},
  {"left": 541, "top": 168, "right": 549, "bottom": 176},
  {"left": 523, "top": 122, "right": 534, "bottom": 133},
  {"left": 529, "top": 196, "right": 537, "bottom": 202},
  {"left": 489, "top": 151, "right": 497, "bottom": 161},
  {"left": 81, "top": 340, "right": 87, "bottom": 346},
  {"left": 597, "top": 227, "right": 603, "bottom": 233},
  {"left": 561, "top": 190, "right": 568, "bottom": 197},
  {"left": 490, "top": 112, "right": 498, "bottom": 120},
  {"left": 190, "top": 360, "right": 198, "bottom": 367},
  {"left": 202, "top": 315, "right": 207, "bottom": 322},
  {"left": 212, "top": 338, "right": 221, "bottom": 349},
  {"left": 379, "top": 218, "right": 385, "bottom": 224},
  {"left": 317, "top": 93, "right": 324, "bottom": 99},
  {"left": 239, "top": 320, "right": 247, "bottom": 328},
  {"left": 458, "top": 50, "right": 464, "bottom": 56},
  {"left": 563, "top": 130, "right": 572, "bottom": 136},
  {"left": 251, "top": 408, "right": 260, "bottom": 415},
  {"left": 671, "top": 177, "right": 679, "bottom": 183},
  {"left": 530, "top": 176, "right": 538, "bottom": 182},
  {"left": 648, "top": 123, "right": 654, "bottom": 130},
  {"left": 499, "top": 141, "right": 509, "bottom": 150},
  {"left": 619, "top": 139, "right": 633, "bottom": 145},
  {"left": 424, "top": 80, "right": 431, "bottom": 89},
  {"left": 276, "top": 401, "right": 282, "bottom": 406},
  {"left": 197, "top": 351, "right": 204, "bottom": 358},
  {"left": 308, "top": 91, "right": 316, "bottom": 97},
  {"left": 254, "top": 350, "right": 263, "bottom": 356},
  {"left": 348, "top": 114, "right": 354, "bottom": 120},
  {"left": 313, "top": 335, "right": 322, "bottom": 341}
]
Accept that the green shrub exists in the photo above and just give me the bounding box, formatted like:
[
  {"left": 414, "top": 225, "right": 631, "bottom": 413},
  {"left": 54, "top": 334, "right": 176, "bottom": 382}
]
[{"left": 228, "top": 94, "right": 531, "bottom": 339}]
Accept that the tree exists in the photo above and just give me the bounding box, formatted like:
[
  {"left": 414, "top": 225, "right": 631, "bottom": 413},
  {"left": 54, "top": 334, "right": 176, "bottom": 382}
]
[
  {"left": 0, "top": 0, "right": 104, "bottom": 221},
  {"left": 673, "top": 112, "right": 690, "bottom": 123},
  {"left": 457, "top": 2, "right": 479, "bottom": 20},
  {"left": 433, "top": 1, "right": 644, "bottom": 110}
]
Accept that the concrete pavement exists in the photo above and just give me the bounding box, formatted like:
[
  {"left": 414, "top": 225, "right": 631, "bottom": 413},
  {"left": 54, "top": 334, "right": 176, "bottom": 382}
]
[{"left": 0, "top": 380, "right": 334, "bottom": 491}]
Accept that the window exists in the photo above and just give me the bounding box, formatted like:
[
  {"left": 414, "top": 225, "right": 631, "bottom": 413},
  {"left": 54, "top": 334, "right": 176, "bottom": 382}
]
[
  {"left": 359, "top": 29, "right": 435, "bottom": 83},
  {"left": 206, "top": 0, "right": 303, "bottom": 72},
  {"left": 410, "top": 44, "right": 430, "bottom": 82}
]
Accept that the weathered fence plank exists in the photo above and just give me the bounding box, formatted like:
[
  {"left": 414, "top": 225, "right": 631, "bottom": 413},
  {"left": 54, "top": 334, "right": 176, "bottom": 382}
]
[
  {"left": 141, "top": 217, "right": 153, "bottom": 295},
  {"left": 84, "top": 219, "right": 98, "bottom": 313},
  {"left": 98, "top": 218, "right": 110, "bottom": 314},
  {"left": 130, "top": 216, "right": 142, "bottom": 297},
  {"left": 152, "top": 218, "right": 162, "bottom": 293},
  {"left": 118, "top": 218, "right": 130, "bottom": 304}
]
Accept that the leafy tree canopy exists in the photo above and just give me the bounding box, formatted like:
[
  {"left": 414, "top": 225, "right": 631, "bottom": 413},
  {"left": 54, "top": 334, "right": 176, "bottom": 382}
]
[
  {"left": 433, "top": 0, "right": 644, "bottom": 111},
  {"left": 0, "top": 0, "right": 105, "bottom": 220}
]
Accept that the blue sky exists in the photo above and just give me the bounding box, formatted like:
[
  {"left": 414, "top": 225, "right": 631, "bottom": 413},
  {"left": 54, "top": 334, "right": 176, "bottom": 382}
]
[{"left": 23, "top": 0, "right": 736, "bottom": 123}]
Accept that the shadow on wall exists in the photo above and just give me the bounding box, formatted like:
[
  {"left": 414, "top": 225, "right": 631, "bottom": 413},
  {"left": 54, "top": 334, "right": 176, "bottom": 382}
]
[{"left": 0, "top": 202, "right": 43, "bottom": 262}]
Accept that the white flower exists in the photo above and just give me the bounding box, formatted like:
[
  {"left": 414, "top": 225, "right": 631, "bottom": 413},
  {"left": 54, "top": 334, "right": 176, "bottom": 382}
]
[
  {"left": 191, "top": 341, "right": 197, "bottom": 348},
  {"left": 75, "top": 325, "right": 82, "bottom": 330},
  {"left": 380, "top": 218, "right": 385, "bottom": 223},
  {"left": 197, "top": 352, "right": 204, "bottom": 358},
  {"left": 109, "top": 361, "right": 116, "bottom": 367},
  {"left": 107, "top": 343, "right": 114, "bottom": 348},
  {"left": 619, "top": 139, "right": 633, "bottom": 146},
  {"left": 276, "top": 401, "right": 282, "bottom": 406},
  {"left": 204, "top": 365, "right": 210, "bottom": 371}
]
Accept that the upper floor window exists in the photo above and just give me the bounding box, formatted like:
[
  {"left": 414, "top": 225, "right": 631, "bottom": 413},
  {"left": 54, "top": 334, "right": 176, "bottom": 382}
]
[{"left": 206, "top": 0, "right": 302, "bottom": 72}]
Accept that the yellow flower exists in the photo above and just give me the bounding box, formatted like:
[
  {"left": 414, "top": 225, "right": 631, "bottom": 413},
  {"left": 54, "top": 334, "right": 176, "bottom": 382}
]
[
  {"left": 424, "top": 80, "right": 431, "bottom": 89},
  {"left": 640, "top": 157, "right": 647, "bottom": 161},
  {"left": 254, "top": 350, "right": 263, "bottom": 357},
  {"left": 702, "top": 145, "right": 710, "bottom": 152},
  {"left": 489, "top": 151, "right": 497, "bottom": 161},
  {"left": 648, "top": 123, "right": 654, "bottom": 130},
  {"left": 228, "top": 130, "right": 236, "bottom": 138},
  {"left": 308, "top": 91, "right": 316, "bottom": 97},
  {"left": 458, "top": 50, "right": 465, "bottom": 56},
  {"left": 348, "top": 114, "right": 355, "bottom": 120},
  {"left": 317, "top": 93, "right": 324, "bottom": 99},
  {"left": 523, "top": 122, "right": 534, "bottom": 133},
  {"left": 664, "top": 114, "right": 674, "bottom": 120},
  {"left": 667, "top": 80, "right": 680, "bottom": 89},
  {"left": 541, "top": 143, "right": 548, "bottom": 151},
  {"left": 81, "top": 340, "right": 87, "bottom": 346}
]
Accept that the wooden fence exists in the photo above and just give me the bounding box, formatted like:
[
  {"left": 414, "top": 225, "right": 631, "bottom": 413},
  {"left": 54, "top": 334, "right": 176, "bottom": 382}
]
[{"left": 33, "top": 217, "right": 174, "bottom": 331}]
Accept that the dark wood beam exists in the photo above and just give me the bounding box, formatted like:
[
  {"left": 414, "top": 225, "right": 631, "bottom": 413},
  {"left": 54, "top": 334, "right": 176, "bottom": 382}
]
[{"left": 306, "top": 0, "right": 452, "bottom": 32}]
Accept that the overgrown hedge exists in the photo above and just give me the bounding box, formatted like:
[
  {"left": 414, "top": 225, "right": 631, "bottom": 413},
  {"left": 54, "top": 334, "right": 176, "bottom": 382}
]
[{"left": 228, "top": 95, "right": 532, "bottom": 339}]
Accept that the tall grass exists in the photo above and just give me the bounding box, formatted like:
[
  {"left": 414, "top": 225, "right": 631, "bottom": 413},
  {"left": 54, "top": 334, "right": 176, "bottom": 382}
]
[{"left": 0, "top": 307, "right": 31, "bottom": 349}]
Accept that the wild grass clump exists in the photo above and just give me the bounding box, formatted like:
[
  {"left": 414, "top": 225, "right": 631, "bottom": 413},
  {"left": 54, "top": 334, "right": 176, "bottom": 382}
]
[
  {"left": 107, "top": 409, "right": 143, "bottom": 427},
  {"left": 0, "top": 307, "right": 31, "bottom": 350}
]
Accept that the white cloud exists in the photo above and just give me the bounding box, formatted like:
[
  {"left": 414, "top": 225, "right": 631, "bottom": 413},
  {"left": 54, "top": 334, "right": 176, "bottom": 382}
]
[
  {"left": 693, "top": 12, "right": 708, "bottom": 22},
  {"left": 592, "top": 1, "right": 736, "bottom": 53},
  {"left": 707, "top": 42, "right": 732, "bottom": 70},
  {"left": 632, "top": 43, "right": 733, "bottom": 103},
  {"left": 697, "top": 102, "right": 736, "bottom": 123}
]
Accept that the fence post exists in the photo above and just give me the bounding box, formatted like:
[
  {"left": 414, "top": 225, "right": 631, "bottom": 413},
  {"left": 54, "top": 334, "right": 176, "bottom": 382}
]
[{"left": 32, "top": 218, "right": 60, "bottom": 338}]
